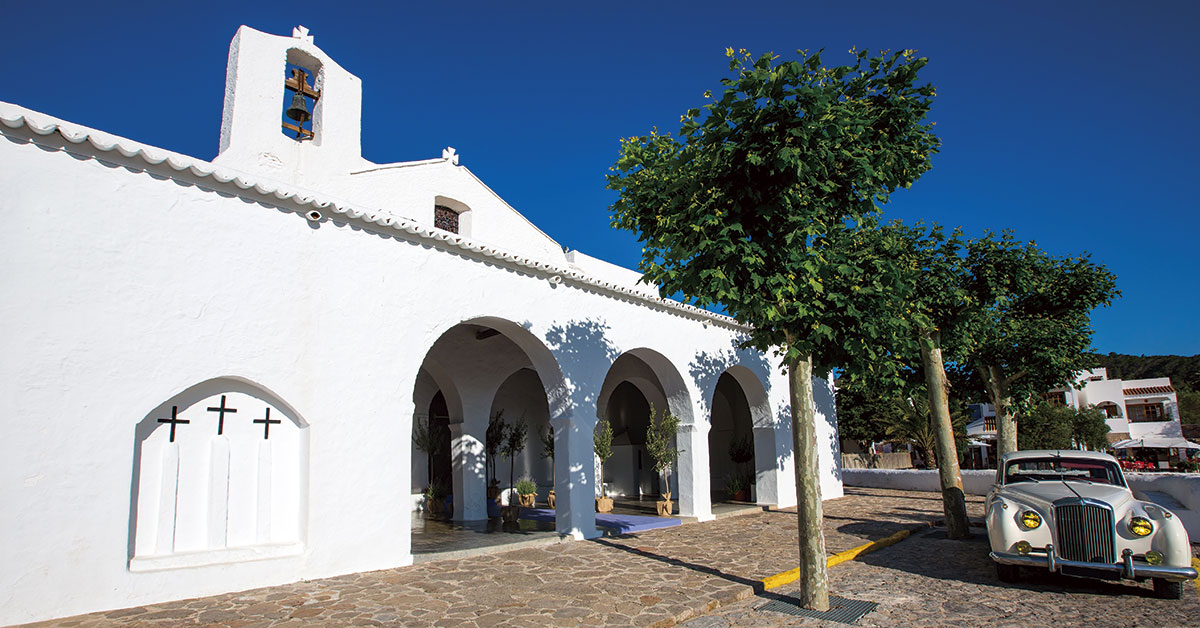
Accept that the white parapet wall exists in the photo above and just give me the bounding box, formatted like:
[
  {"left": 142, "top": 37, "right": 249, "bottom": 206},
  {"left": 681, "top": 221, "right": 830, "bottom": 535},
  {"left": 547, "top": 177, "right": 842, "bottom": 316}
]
[
  {"left": 843, "top": 469, "right": 1200, "bottom": 540},
  {"left": 842, "top": 469, "right": 997, "bottom": 496}
]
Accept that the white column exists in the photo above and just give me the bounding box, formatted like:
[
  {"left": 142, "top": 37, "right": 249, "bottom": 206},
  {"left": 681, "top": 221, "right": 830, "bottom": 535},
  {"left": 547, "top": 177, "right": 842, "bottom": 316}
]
[
  {"left": 677, "top": 422, "right": 714, "bottom": 521},
  {"left": 554, "top": 416, "right": 599, "bottom": 539},
  {"left": 450, "top": 399, "right": 489, "bottom": 521}
]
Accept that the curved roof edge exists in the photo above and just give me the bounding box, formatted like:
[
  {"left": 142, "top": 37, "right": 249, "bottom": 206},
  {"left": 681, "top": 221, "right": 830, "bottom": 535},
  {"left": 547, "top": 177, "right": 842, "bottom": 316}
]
[{"left": 0, "top": 102, "right": 748, "bottom": 332}]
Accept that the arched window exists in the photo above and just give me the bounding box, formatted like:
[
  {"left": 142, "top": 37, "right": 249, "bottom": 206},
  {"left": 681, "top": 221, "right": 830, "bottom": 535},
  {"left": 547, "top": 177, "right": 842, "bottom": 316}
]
[
  {"left": 434, "top": 205, "right": 460, "bottom": 234},
  {"left": 130, "top": 378, "right": 309, "bottom": 571}
]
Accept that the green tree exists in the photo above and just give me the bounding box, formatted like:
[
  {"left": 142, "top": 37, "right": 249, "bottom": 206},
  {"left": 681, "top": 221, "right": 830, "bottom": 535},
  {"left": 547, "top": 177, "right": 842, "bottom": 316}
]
[
  {"left": 959, "top": 232, "right": 1119, "bottom": 456},
  {"left": 593, "top": 419, "right": 613, "bottom": 497},
  {"left": 1177, "top": 388, "right": 1200, "bottom": 425},
  {"left": 500, "top": 419, "right": 528, "bottom": 495},
  {"left": 485, "top": 410, "right": 507, "bottom": 490},
  {"left": 1015, "top": 404, "right": 1112, "bottom": 451},
  {"left": 644, "top": 403, "right": 682, "bottom": 500},
  {"left": 608, "top": 47, "right": 939, "bottom": 610},
  {"left": 1016, "top": 404, "right": 1075, "bottom": 450},
  {"left": 834, "top": 381, "right": 902, "bottom": 449},
  {"left": 1071, "top": 406, "right": 1111, "bottom": 450},
  {"left": 883, "top": 223, "right": 972, "bottom": 537}
]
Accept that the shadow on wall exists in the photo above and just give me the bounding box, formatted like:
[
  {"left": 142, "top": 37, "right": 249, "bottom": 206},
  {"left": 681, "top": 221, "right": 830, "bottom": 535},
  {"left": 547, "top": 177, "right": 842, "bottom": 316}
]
[
  {"left": 687, "top": 333, "right": 773, "bottom": 414},
  {"left": 542, "top": 318, "right": 620, "bottom": 531}
]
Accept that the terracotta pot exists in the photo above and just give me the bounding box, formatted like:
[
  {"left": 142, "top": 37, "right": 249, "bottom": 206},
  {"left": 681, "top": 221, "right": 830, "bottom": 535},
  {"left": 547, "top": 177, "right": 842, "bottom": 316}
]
[
  {"left": 656, "top": 499, "right": 673, "bottom": 516},
  {"left": 519, "top": 493, "right": 536, "bottom": 508},
  {"left": 595, "top": 496, "right": 614, "bottom": 513},
  {"left": 501, "top": 504, "right": 521, "bottom": 522},
  {"left": 425, "top": 498, "right": 442, "bottom": 517},
  {"left": 547, "top": 490, "right": 556, "bottom": 509},
  {"left": 733, "top": 489, "right": 750, "bottom": 502}
]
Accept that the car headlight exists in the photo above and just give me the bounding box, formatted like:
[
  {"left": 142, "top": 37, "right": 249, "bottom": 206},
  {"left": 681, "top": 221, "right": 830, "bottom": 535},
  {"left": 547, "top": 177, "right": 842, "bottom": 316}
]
[
  {"left": 1128, "top": 516, "right": 1153, "bottom": 537},
  {"left": 1020, "top": 510, "right": 1042, "bottom": 529}
]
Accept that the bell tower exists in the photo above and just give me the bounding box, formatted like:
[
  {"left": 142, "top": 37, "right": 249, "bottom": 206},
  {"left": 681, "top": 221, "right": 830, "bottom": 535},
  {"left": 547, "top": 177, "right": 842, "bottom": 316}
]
[{"left": 213, "top": 26, "right": 365, "bottom": 184}]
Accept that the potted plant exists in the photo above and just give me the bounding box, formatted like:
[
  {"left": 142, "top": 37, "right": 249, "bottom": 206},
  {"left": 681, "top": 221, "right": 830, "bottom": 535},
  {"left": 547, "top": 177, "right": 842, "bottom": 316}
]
[
  {"left": 723, "top": 473, "right": 746, "bottom": 502},
  {"left": 728, "top": 433, "right": 755, "bottom": 501},
  {"left": 485, "top": 410, "right": 507, "bottom": 503},
  {"left": 413, "top": 414, "right": 448, "bottom": 496},
  {"left": 645, "top": 403, "right": 681, "bottom": 516},
  {"left": 540, "top": 424, "right": 556, "bottom": 508},
  {"left": 594, "top": 418, "right": 614, "bottom": 513},
  {"left": 499, "top": 419, "right": 528, "bottom": 522},
  {"left": 516, "top": 477, "right": 538, "bottom": 507},
  {"left": 424, "top": 480, "right": 448, "bottom": 518}
]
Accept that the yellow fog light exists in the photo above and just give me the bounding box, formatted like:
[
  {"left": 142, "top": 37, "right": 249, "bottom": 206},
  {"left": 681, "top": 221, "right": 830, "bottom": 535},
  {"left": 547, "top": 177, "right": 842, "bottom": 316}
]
[
  {"left": 1020, "top": 510, "right": 1042, "bottom": 529},
  {"left": 1145, "top": 550, "right": 1164, "bottom": 565},
  {"left": 1129, "top": 516, "right": 1153, "bottom": 537},
  {"left": 1015, "top": 540, "right": 1032, "bottom": 555}
]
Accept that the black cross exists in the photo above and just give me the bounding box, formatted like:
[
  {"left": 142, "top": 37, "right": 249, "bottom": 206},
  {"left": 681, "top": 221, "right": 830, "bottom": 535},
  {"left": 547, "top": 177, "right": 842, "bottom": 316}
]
[
  {"left": 156, "top": 405, "right": 189, "bottom": 442},
  {"left": 253, "top": 407, "right": 281, "bottom": 440},
  {"left": 206, "top": 395, "right": 238, "bottom": 435}
]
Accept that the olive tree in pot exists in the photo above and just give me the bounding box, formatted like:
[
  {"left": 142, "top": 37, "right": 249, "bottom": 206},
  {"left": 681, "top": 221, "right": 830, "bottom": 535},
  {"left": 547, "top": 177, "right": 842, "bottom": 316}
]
[
  {"left": 539, "top": 425, "right": 556, "bottom": 508},
  {"left": 594, "top": 419, "right": 614, "bottom": 513},
  {"left": 645, "top": 403, "right": 681, "bottom": 516},
  {"left": 485, "top": 410, "right": 507, "bottom": 502},
  {"left": 499, "top": 418, "right": 528, "bottom": 522}
]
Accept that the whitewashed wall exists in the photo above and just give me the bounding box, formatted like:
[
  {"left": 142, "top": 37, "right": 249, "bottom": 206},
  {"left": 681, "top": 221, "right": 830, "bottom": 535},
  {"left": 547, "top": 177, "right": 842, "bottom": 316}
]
[{"left": 0, "top": 27, "right": 841, "bottom": 625}]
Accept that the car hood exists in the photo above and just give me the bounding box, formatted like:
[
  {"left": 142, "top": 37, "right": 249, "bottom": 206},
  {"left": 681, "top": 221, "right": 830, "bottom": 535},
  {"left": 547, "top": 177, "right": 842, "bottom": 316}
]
[{"left": 1001, "top": 482, "right": 1134, "bottom": 512}]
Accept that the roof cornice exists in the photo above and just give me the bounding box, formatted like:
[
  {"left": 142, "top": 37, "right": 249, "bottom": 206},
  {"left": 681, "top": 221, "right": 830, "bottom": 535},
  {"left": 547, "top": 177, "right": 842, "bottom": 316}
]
[{"left": 0, "top": 102, "right": 748, "bottom": 332}]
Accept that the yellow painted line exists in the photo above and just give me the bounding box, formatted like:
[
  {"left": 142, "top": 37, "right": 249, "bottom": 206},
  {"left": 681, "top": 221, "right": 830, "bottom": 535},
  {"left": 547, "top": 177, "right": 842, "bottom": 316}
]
[
  {"left": 1192, "top": 557, "right": 1200, "bottom": 602},
  {"left": 762, "top": 528, "right": 917, "bottom": 591}
]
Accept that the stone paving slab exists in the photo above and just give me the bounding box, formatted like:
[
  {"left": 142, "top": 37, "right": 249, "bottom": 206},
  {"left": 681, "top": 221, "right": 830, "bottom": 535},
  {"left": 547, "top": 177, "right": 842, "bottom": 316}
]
[
  {"left": 684, "top": 524, "right": 1200, "bottom": 628},
  {"left": 15, "top": 488, "right": 1197, "bottom": 627}
]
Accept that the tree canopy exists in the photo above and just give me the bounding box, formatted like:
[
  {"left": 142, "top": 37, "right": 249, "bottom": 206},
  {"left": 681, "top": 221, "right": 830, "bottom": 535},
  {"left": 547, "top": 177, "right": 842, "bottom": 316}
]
[{"left": 608, "top": 47, "right": 941, "bottom": 611}]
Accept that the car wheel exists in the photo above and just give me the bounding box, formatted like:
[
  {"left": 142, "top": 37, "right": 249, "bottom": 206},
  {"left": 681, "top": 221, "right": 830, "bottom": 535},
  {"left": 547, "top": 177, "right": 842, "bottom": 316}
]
[
  {"left": 1152, "top": 578, "right": 1182, "bottom": 600},
  {"left": 995, "top": 562, "right": 1020, "bottom": 583}
]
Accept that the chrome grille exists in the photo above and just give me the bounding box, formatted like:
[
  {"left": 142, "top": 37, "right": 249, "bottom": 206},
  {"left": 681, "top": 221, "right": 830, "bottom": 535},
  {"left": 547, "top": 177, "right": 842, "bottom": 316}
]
[{"left": 1055, "top": 503, "right": 1115, "bottom": 563}]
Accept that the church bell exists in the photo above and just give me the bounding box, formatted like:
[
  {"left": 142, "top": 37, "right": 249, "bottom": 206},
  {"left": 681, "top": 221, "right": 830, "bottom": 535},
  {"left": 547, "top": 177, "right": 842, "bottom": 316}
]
[{"left": 286, "top": 91, "right": 311, "bottom": 123}]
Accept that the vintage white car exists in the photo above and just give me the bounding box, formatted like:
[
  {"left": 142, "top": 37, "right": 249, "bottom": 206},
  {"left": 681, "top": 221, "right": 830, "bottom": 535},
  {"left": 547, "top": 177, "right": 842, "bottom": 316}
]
[{"left": 987, "top": 450, "right": 1197, "bottom": 599}]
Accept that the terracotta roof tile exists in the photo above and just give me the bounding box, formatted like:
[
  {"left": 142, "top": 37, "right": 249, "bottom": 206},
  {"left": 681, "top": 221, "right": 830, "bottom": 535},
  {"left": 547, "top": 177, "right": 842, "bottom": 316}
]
[{"left": 1123, "top": 385, "right": 1175, "bottom": 396}]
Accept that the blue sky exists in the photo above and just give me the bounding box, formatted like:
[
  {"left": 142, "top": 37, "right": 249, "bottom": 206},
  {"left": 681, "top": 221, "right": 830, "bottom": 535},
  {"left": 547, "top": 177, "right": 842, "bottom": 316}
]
[{"left": 4, "top": 1, "right": 1197, "bottom": 356}]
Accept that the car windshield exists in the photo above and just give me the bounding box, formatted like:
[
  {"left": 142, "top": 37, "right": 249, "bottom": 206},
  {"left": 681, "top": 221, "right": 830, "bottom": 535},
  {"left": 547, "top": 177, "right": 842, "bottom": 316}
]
[{"left": 1003, "top": 457, "right": 1124, "bottom": 486}]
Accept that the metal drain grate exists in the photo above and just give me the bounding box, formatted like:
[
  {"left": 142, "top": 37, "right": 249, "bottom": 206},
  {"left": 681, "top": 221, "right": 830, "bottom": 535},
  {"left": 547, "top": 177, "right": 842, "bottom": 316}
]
[{"left": 758, "top": 595, "right": 878, "bottom": 624}]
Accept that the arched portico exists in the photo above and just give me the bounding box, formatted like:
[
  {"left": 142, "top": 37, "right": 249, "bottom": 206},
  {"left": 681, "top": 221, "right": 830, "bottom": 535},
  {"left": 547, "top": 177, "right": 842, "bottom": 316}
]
[
  {"left": 707, "top": 365, "right": 775, "bottom": 505},
  {"left": 410, "top": 316, "right": 597, "bottom": 541},
  {"left": 595, "top": 348, "right": 705, "bottom": 517}
]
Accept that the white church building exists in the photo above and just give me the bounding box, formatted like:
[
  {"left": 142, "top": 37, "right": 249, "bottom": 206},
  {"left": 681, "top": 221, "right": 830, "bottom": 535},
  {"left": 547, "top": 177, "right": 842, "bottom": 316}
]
[{"left": 0, "top": 26, "right": 841, "bottom": 625}]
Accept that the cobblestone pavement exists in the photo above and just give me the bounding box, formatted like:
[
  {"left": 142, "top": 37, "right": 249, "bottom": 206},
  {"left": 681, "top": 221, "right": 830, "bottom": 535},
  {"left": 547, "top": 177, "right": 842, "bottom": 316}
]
[{"left": 19, "top": 488, "right": 1199, "bottom": 628}]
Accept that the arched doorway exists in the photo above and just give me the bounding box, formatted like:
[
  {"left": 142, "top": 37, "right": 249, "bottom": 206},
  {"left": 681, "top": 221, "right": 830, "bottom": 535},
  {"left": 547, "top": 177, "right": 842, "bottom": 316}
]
[
  {"left": 596, "top": 349, "right": 693, "bottom": 505},
  {"left": 706, "top": 365, "right": 773, "bottom": 505},
  {"left": 709, "top": 372, "right": 755, "bottom": 501},
  {"left": 409, "top": 317, "right": 574, "bottom": 557}
]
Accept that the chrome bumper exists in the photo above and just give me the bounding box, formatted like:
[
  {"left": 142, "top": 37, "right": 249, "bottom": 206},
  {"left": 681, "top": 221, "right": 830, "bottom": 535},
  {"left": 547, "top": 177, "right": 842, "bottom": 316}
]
[{"left": 991, "top": 546, "right": 1198, "bottom": 582}]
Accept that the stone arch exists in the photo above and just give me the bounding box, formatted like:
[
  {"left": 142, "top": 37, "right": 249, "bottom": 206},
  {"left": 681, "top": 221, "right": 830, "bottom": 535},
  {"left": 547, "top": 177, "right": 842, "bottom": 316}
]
[
  {"left": 706, "top": 365, "right": 774, "bottom": 503},
  {"left": 129, "top": 376, "right": 309, "bottom": 571},
  {"left": 410, "top": 315, "right": 568, "bottom": 522},
  {"left": 595, "top": 348, "right": 693, "bottom": 498}
]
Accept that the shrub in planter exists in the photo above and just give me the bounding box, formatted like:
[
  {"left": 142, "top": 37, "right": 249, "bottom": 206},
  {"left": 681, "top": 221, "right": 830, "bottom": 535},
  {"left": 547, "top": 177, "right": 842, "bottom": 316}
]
[
  {"left": 516, "top": 477, "right": 538, "bottom": 507},
  {"left": 425, "top": 480, "right": 449, "bottom": 517}
]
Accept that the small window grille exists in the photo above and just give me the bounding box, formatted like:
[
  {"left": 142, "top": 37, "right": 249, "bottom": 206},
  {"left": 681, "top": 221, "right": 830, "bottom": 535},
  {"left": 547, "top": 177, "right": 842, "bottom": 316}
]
[{"left": 434, "top": 205, "right": 459, "bottom": 233}]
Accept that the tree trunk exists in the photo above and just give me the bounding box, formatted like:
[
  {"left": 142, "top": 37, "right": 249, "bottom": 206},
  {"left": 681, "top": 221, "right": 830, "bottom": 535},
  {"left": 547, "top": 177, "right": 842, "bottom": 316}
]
[
  {"left": 919, "top": 329, "right": 970, "bottom": 539},
  {"left": 978, "top": 362, "right": 1017, "bottom": 456},
  {"left": 787, "top": 350, "right": 830, "bottom": 612}
]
